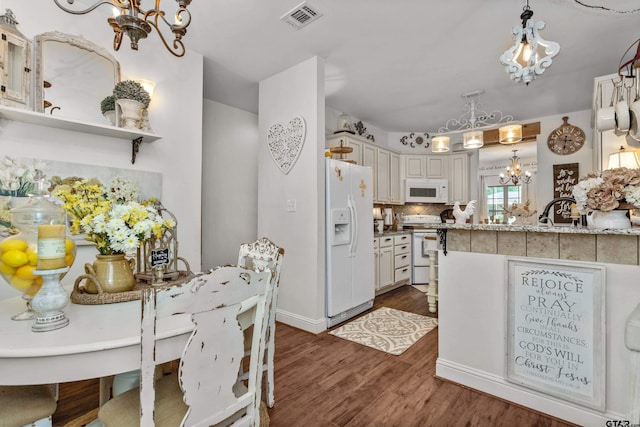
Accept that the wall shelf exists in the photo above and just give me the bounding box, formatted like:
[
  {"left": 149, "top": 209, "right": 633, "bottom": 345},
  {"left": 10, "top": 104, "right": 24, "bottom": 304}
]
[{"left": 0, "top": 105, "right": 162, "bottom": 164}]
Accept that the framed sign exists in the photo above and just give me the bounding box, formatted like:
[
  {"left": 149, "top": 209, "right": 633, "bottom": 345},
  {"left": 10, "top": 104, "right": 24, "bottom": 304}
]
[
  {"left": 506, "top": 258, "right": 606, "bottom": 410},
  {"left": 552, "top": 163, "right": 579, "bottom": 224},
  {"left": 151, "top": 248, "right": 170, "bottom": 267}
]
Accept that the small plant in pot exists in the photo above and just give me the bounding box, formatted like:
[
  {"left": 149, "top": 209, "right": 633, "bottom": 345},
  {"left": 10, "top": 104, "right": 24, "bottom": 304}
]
[
  {"left": 100, "top": 95, "right": 116, "bottom": 126},
  {"left": 112, "top": 80, "right": 151, "bottom": 130}
]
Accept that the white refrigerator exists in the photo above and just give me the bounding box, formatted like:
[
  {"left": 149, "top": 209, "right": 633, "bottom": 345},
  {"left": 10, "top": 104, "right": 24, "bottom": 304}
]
[{"left": 325, "top": 158, "right": 374, "bottom": 328}]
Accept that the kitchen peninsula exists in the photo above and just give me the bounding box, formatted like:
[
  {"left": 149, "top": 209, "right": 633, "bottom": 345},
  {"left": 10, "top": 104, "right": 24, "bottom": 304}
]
[{"left": 435, "top": 223, "right": 639, "bottom": 426}]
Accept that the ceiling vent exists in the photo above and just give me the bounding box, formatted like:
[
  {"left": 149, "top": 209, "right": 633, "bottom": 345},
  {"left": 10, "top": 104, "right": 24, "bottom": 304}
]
[{"left": 280, "top": 2, "right": 323, "bottom": 29}]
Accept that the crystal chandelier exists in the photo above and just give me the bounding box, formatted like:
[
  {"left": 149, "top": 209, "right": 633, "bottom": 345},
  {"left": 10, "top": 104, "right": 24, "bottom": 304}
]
[
  {"left": 499, "top": 150, "right": 532, "bottom": 185},
  {"left": 53, "top": 0, "right": 193, "bottom": 57},
  {"left": 499, "top": 0, "right": 560, "bottom": 85}
]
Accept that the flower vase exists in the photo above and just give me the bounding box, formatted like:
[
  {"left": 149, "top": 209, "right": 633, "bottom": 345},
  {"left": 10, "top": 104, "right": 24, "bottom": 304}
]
[
  {"left": 586, "top": 209, "right": 631, "bottom": 229},
  {"left": 116, "top": 99, "right": 144, "bottom": 130},
  {"left": 103, "top": 110, "right": 116, "bottom": 126},
  {"left": 84, "top": 254, "right": 136, "bottom": 294}
]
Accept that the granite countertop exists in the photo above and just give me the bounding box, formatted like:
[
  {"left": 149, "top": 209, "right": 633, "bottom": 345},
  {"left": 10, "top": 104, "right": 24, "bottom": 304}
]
[
  {"left": 374, "top": 230, "right": 412, "bottom": 237},
  {"left": 435, "top": 222, "right": 640, "bottom": 236}
]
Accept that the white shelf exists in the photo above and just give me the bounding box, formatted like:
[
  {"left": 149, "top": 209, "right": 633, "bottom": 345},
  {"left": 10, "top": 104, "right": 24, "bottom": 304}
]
[{"left": 0, "top": 105, "right": 162, "bottom": 163}]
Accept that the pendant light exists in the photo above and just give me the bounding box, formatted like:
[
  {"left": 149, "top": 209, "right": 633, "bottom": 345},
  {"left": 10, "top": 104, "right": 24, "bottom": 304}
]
[
  {"left": 432, "top": 136, "right": 450, "bottom": 153},
  {"left": 499, "top": 124, "right": 523, "bottom": 144},
  {"left": 463, "top": 130, "right": 484, "bottom": 149},
  {"left": 608, "top": 146, "right": 640, "bottom": 169}
]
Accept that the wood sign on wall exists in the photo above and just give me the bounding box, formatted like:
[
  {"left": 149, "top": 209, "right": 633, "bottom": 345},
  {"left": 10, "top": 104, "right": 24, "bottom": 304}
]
[
  {"left": 552, "top": 163, "right": 579, "bottom": 224},
  {"left": 506, "top": 258, "right": 605, "bottom": 410}
]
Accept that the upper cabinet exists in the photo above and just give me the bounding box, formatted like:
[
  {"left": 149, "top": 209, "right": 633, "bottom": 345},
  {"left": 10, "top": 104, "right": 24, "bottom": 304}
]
[
  {"left": 326, "top": 132, "right": 402, "bottom": 205},
  {"left": 400, "top": 153, "right": 470, "bottom": 204}
]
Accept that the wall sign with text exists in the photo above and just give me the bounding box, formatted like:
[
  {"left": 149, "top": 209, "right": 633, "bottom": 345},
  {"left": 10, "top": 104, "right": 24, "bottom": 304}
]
[
  {"left": 552, "top": 163, "right": 579, "bottom": 224},
  {"left": 506, "top": 258, "right": 606, "bottom": 410}
]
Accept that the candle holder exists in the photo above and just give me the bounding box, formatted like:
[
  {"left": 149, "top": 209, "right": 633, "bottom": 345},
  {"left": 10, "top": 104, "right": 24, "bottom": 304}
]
[{"left": 31, "top": 267, "right": 69, "bottom": 332}]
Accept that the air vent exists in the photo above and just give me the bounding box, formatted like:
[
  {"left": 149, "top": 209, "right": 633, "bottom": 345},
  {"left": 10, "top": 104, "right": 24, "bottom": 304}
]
[{"left": 280, "top": 2, "right": 323, "bottom": 29}]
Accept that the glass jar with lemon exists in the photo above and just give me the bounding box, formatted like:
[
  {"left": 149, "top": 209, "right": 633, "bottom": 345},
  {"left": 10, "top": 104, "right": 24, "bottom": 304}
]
[{"left": 0, "top": 171, "right": 76, "bottom": 320}]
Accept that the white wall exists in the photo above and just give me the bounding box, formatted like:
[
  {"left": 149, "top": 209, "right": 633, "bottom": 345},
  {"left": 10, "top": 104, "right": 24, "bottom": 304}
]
[
  {"left": 201, "top": 100, "right": 258, "bottom": 269},
  {"left": 0, "top": 2, "right": 203, "bottom": 298},
  {"left": 258, "top": 57, "right": 326, "bottom": 333},
  {"left": 438, "top": 251, "right": 634, "bottom": 426}
]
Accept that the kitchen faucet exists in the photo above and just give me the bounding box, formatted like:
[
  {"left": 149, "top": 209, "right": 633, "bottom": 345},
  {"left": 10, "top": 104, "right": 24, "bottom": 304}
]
[{"left": 538, "top": 197, "right": 576, "bottom": 225}]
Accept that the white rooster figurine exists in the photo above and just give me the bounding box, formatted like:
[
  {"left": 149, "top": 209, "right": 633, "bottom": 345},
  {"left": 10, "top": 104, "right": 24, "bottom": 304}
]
[{"left": 453, "top": 200, "right": 477, "bottom": 224}]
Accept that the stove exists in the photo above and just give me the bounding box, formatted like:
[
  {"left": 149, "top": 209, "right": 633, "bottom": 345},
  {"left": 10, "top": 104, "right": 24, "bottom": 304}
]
[{"left": 401, "top": 214, "right": 442, "bottom": 229}]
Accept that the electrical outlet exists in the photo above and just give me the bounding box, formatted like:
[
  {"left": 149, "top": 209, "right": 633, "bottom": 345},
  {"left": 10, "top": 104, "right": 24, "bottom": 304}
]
[{"left": 287, "top": 199, "right": 297, "bottom": 212}]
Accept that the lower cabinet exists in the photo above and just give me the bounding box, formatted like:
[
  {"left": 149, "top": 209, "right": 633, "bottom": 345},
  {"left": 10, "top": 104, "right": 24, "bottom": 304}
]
[{"left": 375, "top": 232, "right": 411, "bottom": 295}]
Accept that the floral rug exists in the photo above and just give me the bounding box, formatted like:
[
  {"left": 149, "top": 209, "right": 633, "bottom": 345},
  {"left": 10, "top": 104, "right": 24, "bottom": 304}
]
[{"left": 329, "top": 307, "right": 438, "bottom": 355}]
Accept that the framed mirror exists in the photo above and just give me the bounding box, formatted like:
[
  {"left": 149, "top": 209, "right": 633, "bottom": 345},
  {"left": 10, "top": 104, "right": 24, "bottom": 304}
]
[
  {"left": 34, "top": 31, "right": 120, "bottom": 125},
  {"left": 477, "top": 141, "right": 537, "bottom": 224}
]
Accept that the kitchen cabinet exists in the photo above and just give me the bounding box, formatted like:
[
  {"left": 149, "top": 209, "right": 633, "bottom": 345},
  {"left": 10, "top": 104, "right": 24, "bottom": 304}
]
[
  {"left": 376, "top": 148, "right": 391, "bottom": 203},
  {"left": 326, "top": 132, "right": 401, "bottom": 205},
  {"left": 390, "top": 152, "right": 401, "bottom": 203},
  {"left": 447, "top": 153, "right": 469, "bottom": 204},
  {"left": 373, "top": 238, "right": 380, "bottom": 291},
  {"left": 404, "top": 155, "right": 426, "bottom": 179},
  {"left": 426, "top": 156, "right": 447, "bottom": 179},
  {"left": 375, "top": 232, "right": 411, "bottom": 295},
  {"left": 377, "top": 235, "right": 394, "bottom": 291}
]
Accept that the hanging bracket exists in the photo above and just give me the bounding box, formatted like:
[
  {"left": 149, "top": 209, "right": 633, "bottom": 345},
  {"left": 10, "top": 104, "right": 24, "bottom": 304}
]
[{"left": 131, "top": 137, "right": 143, "bottom": 164}]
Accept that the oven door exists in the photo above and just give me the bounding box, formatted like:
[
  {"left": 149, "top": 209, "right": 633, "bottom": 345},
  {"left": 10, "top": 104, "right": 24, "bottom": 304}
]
[{"left": 412, "top": 231, "right": 438, "bottom": 284}]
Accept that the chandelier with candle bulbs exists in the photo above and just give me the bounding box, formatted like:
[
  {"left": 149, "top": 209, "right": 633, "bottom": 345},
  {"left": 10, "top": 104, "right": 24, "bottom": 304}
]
[
  {"left": 499, "top": 150, "right": 532, "bottom": 185},
  {"left": 53, "top": 0, "right": 193, "bottom": 57}
]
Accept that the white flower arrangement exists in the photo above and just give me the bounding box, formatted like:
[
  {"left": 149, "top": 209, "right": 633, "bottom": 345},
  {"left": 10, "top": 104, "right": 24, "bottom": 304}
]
[{"left": 0, "top": 156, "right": 46, "bottom": 197}]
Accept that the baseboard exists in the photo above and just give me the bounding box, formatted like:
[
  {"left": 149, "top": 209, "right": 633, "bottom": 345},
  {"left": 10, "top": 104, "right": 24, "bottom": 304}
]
[
  {"left": 435, "top": 358, "right": 624, "bottom": 427},
  {"left": 275, "top": 308, "right": 327, "bottom": 334}
]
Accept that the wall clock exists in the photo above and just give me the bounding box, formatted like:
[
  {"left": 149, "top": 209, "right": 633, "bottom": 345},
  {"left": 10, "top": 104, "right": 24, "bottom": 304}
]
[{"left": 547, "top": 116, "right": 586, "bottom": 155}]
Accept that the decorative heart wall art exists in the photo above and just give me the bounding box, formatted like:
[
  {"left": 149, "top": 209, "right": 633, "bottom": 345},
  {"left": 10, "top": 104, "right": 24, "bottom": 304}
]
[{"left": 267, "top": 116, "right": 306, "bottom": 175}]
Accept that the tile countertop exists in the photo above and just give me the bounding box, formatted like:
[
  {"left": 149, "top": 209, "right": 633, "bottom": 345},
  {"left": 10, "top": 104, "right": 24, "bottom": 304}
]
[{"left": 433, "top": 222, "right": 640, "bottom": 236}]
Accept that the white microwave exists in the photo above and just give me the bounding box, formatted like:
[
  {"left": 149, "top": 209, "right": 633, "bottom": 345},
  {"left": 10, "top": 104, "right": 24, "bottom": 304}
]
[{"left": 405, "top": 178, "right": 448, "bottom": 203}]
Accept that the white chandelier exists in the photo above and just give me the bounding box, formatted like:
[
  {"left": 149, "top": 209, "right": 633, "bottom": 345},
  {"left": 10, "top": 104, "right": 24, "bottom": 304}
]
[
  {"left": 499, "top": 150, "right": 532, "bottom": 185},
  {"left": 500, "top": 0, "right": 560, "bottom": 85}
]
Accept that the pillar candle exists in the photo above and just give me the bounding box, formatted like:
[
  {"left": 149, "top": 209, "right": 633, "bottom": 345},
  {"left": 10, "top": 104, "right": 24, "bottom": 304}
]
[{"left": 37, "top": 224, "right": 66, "bottom": 270}]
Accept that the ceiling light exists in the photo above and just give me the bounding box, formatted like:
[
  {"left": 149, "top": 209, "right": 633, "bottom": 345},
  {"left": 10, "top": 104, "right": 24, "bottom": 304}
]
[
  {"left": 608, "top": 146, "right": 640, "bottom": 169},
  {"left": 463, "top": 131, "right": 484, "bottom": 149},
  {"left": 432, "top": 136, "right": 450, "bottom": 153},
  {"left": 499, "top": 124, "right": 523, "bottom": 144},
  {"left": 52, "top": 0, "right": 193, "bottom": 57},
  {"left": 500, "top": 0, "right": 560, "bottom": 85},
  {"left": 499, "top": 150, "right": 532, "bottom": 185}
]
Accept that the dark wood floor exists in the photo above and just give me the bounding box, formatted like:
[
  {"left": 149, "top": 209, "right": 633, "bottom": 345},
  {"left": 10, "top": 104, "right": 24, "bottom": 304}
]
[{"left": 53, "top": 286, "right": 577, "bottom": 427}]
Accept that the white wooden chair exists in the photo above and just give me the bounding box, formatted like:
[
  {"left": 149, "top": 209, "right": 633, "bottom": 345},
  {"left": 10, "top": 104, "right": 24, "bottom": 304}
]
[
  {"left": 97, "top": 266, "right": 272, "bottom": 427},
  {"left": 238, "top": 237, "right": 284, "bottom": 408},
  {"left": 0, "top": 385, "right": 57, "bottom": 426}
]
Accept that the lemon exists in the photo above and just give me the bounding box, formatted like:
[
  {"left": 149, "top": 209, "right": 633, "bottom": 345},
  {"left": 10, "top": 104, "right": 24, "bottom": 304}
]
[
  {"left": 65, "top": 239, "right": 75, "bottom": 254},
  {"left": 15, "top": 264, "right": 36, "bottom": 279},
  {"left": 65, "top": 254, "right": 75, "bottom": 267},
  {"left": 1, "top": 250, "right": 29, "bottom": 268},
  {"left": 0, "top": 239, "right": 28, "bottom": 253},
  {"left": 0, "top": 262, "right": 16, "bottom": 276},
  {"left": 10, "top": 275, "right": 34, "bottom": 292},
  {"left": 28, "top": 252, "right": 38, "bottom": 266}
]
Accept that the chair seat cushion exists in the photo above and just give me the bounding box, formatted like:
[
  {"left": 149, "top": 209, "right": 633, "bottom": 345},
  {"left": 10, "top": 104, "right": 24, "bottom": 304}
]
[
  {"left": 0, "top": 385, "right": 57, "bottom": 425},
  {"left": 98, "top": 372, "right": 187, "bottom": 427}
]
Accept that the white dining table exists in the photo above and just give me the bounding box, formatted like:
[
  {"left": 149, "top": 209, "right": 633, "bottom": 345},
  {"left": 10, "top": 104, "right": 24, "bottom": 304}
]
[{"left": 0, "top": 287, "right": 193, "bottom": 386}]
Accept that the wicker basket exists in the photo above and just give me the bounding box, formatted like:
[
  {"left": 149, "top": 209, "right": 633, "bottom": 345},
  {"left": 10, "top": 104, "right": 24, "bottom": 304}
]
[{"left": 71, "top": 270, "right": 195, "bottom": 305}]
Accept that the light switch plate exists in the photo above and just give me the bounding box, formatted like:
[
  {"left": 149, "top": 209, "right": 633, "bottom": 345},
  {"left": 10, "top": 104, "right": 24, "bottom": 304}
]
[{"left": 287, "top": 199, "right": 297, "bottom": 212}]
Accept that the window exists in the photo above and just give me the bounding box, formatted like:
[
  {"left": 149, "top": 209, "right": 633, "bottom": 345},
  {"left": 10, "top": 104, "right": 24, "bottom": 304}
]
[{"left": 486, "top": 185, "right": 522, "bottom": 222}]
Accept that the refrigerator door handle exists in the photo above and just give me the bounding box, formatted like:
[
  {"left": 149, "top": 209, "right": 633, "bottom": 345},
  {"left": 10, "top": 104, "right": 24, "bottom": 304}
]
[{"left": 348, "top": 194, "right": 358, "bottom": 257}]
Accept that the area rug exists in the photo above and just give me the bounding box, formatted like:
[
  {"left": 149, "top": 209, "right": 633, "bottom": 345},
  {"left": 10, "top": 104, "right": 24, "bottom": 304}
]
[
  {"left": 411, "top": 285, "right": 428, "bottom": 293},
  {"left": 329, "top": 307, "right": 438, "bottom": 355}
]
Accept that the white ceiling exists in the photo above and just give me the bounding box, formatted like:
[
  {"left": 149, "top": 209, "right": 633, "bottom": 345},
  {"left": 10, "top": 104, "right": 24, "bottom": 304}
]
[{"left": 186, "top": 0, "right": 639, "bottom": 133}]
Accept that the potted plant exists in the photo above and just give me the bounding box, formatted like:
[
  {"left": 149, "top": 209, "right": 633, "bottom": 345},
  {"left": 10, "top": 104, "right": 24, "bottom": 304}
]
[
  {"left": 100, "top": 95, "right": 116, "bottom": 126},
  {"left": 112, "top": 80, "right": 151, "bottom": 130}
]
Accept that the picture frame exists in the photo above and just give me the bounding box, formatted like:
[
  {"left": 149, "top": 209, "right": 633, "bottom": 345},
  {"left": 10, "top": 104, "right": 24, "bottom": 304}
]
[{"left": 505, "top": 257, "right": 606, "bottom": 410}]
